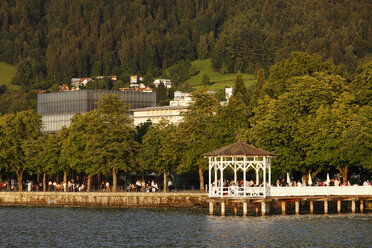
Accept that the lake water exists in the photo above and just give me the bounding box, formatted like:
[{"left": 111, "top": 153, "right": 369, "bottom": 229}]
[{"left": 0, "top": 207, "right": 371, "bottom": 247}]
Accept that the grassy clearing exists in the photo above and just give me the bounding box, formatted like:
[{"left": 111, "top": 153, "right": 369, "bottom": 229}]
[
  {"left": 186, "top": 59, "right": 256, "bottom": 91},
  {"left": 0, "top": 62, "right": 19, "bottom": 90}
]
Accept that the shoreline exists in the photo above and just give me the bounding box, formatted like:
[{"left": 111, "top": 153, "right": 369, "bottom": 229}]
[{"left": 1, "top": 192, "right": 371, "bottom": 215}]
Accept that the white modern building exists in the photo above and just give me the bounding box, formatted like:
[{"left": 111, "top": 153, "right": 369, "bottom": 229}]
[
  {"left": 153, "top": 79, "right": 172, "bottom": 88},
  {"left": 130, "top": 106, "right": 188, "bottom": 126},
  {"left": 169, "top": 91, "right": 193, "bottom": 106}
]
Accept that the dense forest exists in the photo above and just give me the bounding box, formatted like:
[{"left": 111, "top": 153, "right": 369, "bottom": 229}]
[{"left": 0, "top": 0, "right": 371, "bottom": 88}]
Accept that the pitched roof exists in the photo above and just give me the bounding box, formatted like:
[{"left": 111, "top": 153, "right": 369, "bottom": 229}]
[{"left": 204, "top": 141, "right": 275, "bottom": 157}]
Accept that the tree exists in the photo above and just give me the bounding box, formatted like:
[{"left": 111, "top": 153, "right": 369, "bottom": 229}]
[
  {"left": 156, "top": 83, "right": 168, "bottom": 106},
  {"left": 263, "top": 52, "right": 340, "bottom": 98},
  {"left": 248, "top": 73, "right": 348, "bottom": 179},
  {"left": 251, "top": 67, "right": 265, "bottom": 106},
  {"left": 215, "top": 94, "right": 251, "bottom": 144},
  {"left": 178, "top": 89, "right": 221, "bottom": 191},
  {"left": 298, "top": 92, "right": 359, "bottom": 181},
  {"left": 233, "top": 73, "right": 250, "bottom": 106},
  {"left": 351, "top": 62, "right": 372, "bottom": 107},
  {"left": 84, "top": 94, "right": 139, "bottom": 192},
  {"left": 197, "top": 35, "right": 208, "bottom": 59},
  {"left": 142, "top": 120, "right": 180, "bottom": 192},
  {"left": 202, "top": 73, "right": 210, "bottom": 85},
  {"left": 23, "top": 133, "right": 63, "bottom": 191},
  {"left": 63, "top": 113, "right": 94, "bottom": 191},
  {"left": 0, "top": 110, "right": 42, "bottom": 191}
]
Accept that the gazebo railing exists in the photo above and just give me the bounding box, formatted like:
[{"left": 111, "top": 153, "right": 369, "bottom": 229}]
[{"left": 210, "top": 186, "right": 265, "bottom": 197}]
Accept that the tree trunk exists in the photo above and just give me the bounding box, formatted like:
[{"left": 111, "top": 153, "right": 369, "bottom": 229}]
[
  {"left": 43, "top": 173, "right": 47, "bottom": 192},
  {"left": 7, "top": 174, "right": 10, "bottom": 191},
  {"left": 163, "top": 169, "right": 167, "bottom": 192},
  {"left": 97, "top": 174, "right": 101, "bottom": 189},
  {"left": 338, "top": 165, "right": 348, "bottom": 182},
  {"left": 87, "top": 174, "right": 92, "bottom": 192},
  {"left": 63, "top": 170, "right": 67, "bottom": 184},
  {"left": 16, "top": 170, "right": 23, "bottom": 192},
  {"left": 113, "top": 168, "right": 117, "bottom": 192},
  {"left": 199, "top": 165, "right": 204, "bottom": 192}
]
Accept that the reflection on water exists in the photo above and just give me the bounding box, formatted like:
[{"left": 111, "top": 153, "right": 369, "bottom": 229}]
[{"left": 0, "top": 207, "right": 371, "bottom": 247}]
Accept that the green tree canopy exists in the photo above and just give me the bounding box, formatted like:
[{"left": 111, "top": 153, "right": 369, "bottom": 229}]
[
  {"left": 142, "top": 120, "right": 181, "bottom": 192},
  {"left": 178, "top": 89, "right": 221, "bottom": 191},
  {"left": 0, "top": 109, "right": 42, "bottom": 191},
  {"left": 248, "top": 73, "right": 348, "bottom": 178}
]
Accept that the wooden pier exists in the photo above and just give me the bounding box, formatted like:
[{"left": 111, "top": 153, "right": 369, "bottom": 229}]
[
  {"left": 204, "top": 141, "right": 372, "bottom": 216},
  {"left": 207, "top": 195, "right": 372, "bottom": 216}
]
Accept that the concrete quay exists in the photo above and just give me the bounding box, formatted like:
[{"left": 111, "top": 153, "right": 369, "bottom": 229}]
[{"left": 0, "top": 192, "right": 209, "bottom": 208}]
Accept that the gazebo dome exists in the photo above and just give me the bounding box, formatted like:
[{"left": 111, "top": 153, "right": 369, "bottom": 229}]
[{"left": 204, "top": 140, "right": 275, "bottom": 157}]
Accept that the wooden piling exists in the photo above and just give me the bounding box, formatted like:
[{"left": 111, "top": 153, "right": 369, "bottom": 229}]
[
  {"left": 351, "top": 200, "right": 356, "bottom": 213},
  {"left": 234, "top": 203, "right": 238, "bottom": 215},
  {"left": 360, "top": 200, "right": 364, "bottom": 213},
  {"left": 309, "top": 200, "right": 314, "bottom": 214},
  {"left": 221, "top": 201, "right": 225, "bottom": 216},
  {"left": 281, "top": 201, "right": 286, "bottom": 215},
  {"left": 255, "top": 203, "right": 259, "bottom": 215},
  {"left": 243, "top": 202, "right": 247, "bottom": 216},
  {"left": 324, "top": 200, "right": 328, "bottom": 214},
  {"left": 337, "top": 200, "right": 341, "bottom": 213},
  {"left": 295, "top": 201, "right": 300, "bottom": 214},
  {"left": 209, "top": 202, "right": 214, "bottom": 215},
  {"left": 261, "top": 202, "right": 266, "bottom": 215}
]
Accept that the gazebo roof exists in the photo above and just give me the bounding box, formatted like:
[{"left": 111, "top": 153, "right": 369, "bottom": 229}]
[{"left": 204, "top": 141, "right": 275, "bottom": 157}]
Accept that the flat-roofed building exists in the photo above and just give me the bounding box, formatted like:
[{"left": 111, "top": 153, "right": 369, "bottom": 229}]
[
  {"left": 130, "top": 106, "right": 188, "bottom": 126},
  {"left": 38, "top": 90, "right": 156, "bottom": 133}
]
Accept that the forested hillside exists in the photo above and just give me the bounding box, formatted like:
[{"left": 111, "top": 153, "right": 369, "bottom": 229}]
[{"left": 0, "top": 0, "right": 370, "bottom": 87}]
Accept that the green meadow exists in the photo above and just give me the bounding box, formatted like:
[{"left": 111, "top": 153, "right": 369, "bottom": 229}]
[
  {"left": 186, "top": 59, "right": 256, "bottom": 91},
  {"left": 0, "top": 62, "right": 19, "bottom": 90}
]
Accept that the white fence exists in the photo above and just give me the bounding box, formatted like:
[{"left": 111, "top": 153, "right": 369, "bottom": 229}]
[
  {"left": 270, "top": 185, "right": 372, "bottom": 197},
  {"left": 209, "top": 185, "right": 372, "bottom": 198}
]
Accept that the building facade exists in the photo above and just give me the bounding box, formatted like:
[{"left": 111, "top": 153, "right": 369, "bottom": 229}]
[
  {"left": 38, "top": 90, "right": 156, "bottom": 133},
  {"left": 130, "top": 106, "right": 188, "bottom": 126}
]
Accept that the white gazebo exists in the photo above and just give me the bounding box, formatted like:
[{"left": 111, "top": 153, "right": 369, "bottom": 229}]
[{"left": 204, "top": 141, "right": 275, "bottom": 198}]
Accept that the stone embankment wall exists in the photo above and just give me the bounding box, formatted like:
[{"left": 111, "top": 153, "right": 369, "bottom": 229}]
[
  {"left": 0, "top": 192, "right": 209, "bottom": 208},
  {"left": 1, "top": 192, "right": 371, "bottom": 213}
]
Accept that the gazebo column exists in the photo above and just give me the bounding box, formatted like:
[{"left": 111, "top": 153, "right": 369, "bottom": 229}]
[
  {"left": 220, "top": 157, "right": 224, "bottom": 196},
  {"left": 268, "top": 157, "right": 271, "bottom": 187},
  {"left": 243, "top": 156, "right": 247, "bottom": 197},
  {"left": 234, "top": 165, "right": 237, "bottom": 184},
  {"left": 243, "top": 169, "right": 247, "bottom": 197},
  {"left": 214, "top": 161, "right": 217, "bottom": 187},
  {"left": 263, "top": 159, "right": 267, "bottom": 197},
  {"left": 208, "top": 158, "right": 211, "bottom": 195}
]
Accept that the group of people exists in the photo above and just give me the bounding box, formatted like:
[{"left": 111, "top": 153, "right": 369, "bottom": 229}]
[
  {"left": 128, "top": 179, "right": 159, "bottom": 192},
  {"left": 276, "top": 178, "right": 372, "bottom": 187},
  {"left": 212, "top": 179, "right": 263, "bottom": 188}
]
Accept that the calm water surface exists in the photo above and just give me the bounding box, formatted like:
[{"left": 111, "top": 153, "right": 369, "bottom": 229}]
[{"left": 0, "top": 207, "right": 371, "bottom": 247}]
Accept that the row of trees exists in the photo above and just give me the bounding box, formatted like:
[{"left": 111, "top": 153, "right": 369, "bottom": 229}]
[
  {"left": 0, "top": 94, "right": 138, "bottom": 192},
  {"left": 1, "top": 53, "right": 371, "bottom": 192}
]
